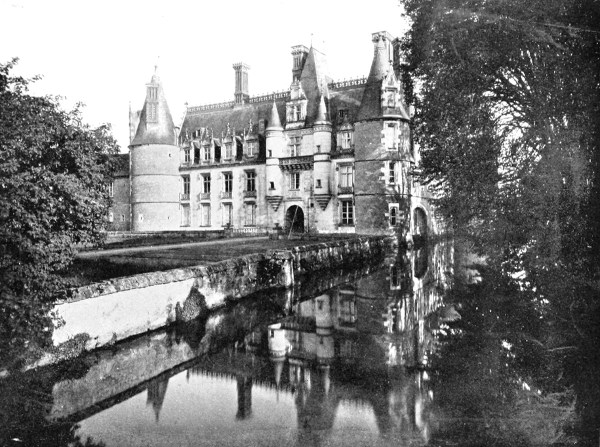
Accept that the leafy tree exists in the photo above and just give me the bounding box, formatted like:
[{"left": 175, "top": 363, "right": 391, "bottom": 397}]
[
  {"left": 0, "top": 59, "right": 119, "bottom": 368},
  {"left": 400, "top": 1, "right": 600, "bottom": 441},
  {"left": 401, "top": 0, "right": 600, "bottom": 258}
]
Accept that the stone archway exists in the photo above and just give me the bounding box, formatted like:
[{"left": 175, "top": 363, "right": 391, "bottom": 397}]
[{"left": 285, "top": 205, "right": 305, "bottom": 233}]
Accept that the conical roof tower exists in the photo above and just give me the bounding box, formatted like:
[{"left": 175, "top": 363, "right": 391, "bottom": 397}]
[{"left": 131, "top": 68, "right": 176, "bottom": 146}]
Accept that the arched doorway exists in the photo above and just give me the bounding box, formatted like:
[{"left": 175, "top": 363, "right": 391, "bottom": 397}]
[{"left": 285, "top": 205, "right": 304, "bottom": 233}]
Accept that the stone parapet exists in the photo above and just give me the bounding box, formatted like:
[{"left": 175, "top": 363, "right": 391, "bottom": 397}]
[{"left": 19, "top": 236, "right": 391, "bottom": 373}]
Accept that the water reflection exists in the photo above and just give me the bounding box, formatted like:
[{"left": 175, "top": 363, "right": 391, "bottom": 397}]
[{"left": 1, "top": 241, "right": 454, "bottom": 447}]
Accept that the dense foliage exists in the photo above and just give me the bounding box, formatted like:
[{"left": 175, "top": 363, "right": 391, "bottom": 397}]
[
  {"left": 399, "top": 0, "right": 600, "bottom": 443},
  {"left": 0, "top": 59, "right": 119, "bottom": 367}
]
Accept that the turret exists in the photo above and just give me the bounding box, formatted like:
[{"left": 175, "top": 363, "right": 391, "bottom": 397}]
[
  {"left": 265, "top": 101, "right": 285, "bottom": 218},
  {"left": 313, "top": 95, "right": 332, "bottom": 211},
  {"left": 354, "top": 31, "right": 412, "bottom": 237},
  {"left": 130, "top": 68, "right": 180, "bottom": 231}
]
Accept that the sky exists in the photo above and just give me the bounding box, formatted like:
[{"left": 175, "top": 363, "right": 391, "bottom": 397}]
[{"left": 0, "top": 0, "right": 409, "bottom": 152}]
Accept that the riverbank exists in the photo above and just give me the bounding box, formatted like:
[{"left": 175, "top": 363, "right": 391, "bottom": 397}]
[{"left": 9, "top": 235, "right": 392, "bottom": 375}]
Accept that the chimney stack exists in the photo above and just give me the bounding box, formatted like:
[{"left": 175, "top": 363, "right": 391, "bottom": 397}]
[
  {"left": 233, "top": 62, "right": 250, "bottom": 105},
  {"left": 291, "top": 45, "right": 309, "bottom": 82}
]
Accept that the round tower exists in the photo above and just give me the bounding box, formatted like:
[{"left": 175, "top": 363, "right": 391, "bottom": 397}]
[
  {"left": 130, "top": 70, "right": 180, "bottom": 231},
  {"left": 312, "top": 95, "right": 333, "bottom": 224},
  {"left": 265, "top": 101, "right": 285, "bottom": 224}
]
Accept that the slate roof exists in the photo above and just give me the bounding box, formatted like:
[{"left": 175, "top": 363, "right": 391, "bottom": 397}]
[
  {"left": 357, "top": 34, "right": 391, "bottom": 122},
  {"left": 181, "top": 99, "right": 287, "bottom": 139},
  {"left": 131, "top": 73, "right": 177, "bottom": 147}
]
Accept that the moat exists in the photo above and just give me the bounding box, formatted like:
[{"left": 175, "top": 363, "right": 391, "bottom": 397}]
[{"left": 2, "top": 240, "right": 598, "bottom": 446}]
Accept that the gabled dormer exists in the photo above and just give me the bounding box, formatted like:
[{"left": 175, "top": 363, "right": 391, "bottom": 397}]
[
  {"left": 221, "top": 123, "right": 235, "bottom": 162},
  {"left": 243, "top": 119, "right": 259, "bottom": 159},
  {"left": 336, "top": 120, "right": 354, "bottom": 152},
  {"left": 286, "top": 81, "right": 308, "bottom": 129},
  {"left": 381, "top": 70, "right": 409, "bottom": 120}
]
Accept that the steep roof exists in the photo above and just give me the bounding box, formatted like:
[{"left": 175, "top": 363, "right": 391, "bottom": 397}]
[
  {"left": 357, "top": 34, "right": 391, "bottom": 122},
  {"left": 181, "top": 99, "right": 287, "bottom": 139},
  {"left": 130, "top": 72, "right": 176, "bottom": 146},
  {"left": 300, "top": 47, "right": 332, "bottom": 126}
]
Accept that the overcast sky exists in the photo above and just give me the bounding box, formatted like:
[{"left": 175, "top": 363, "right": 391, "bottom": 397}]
[{"left": 1, "top": 0, "right": 408, "bottom": 151}]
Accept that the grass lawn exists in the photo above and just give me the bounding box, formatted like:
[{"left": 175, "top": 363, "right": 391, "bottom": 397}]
[{"left": 66, "top": 235, "right": 360, "bottom": 286}]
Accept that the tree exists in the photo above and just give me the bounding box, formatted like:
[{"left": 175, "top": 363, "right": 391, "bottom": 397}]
[
  {"left": 401, "top": 0, "right": 600, "bottom": 260},
  {"left": 400, "top": 2, "right": 600, "bottom": 441},
  {"left": 0, "top": 59, "right": 119, "bottom": 367}
]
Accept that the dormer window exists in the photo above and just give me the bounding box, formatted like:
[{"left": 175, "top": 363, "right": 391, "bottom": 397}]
[
  {"left": 337, "top": 109, "right": 348, "bottom": 122},
  {"left": 387, "top": 92, "right": 395, "bottom": 107},
  {"left": 224, "top": 143, "right": 233, "bottom": 160},
  {"left": 147, "top": 103, "right": 157, "bottom": 122},
  {"left": 287, "top": 102, "right": 305, "bottom": 123},
  {"left": 202, "top": 145, "right": 210, "bottom": 162},
  {"left": 341, "top": 131, "right": 353, "bottom": 149},
  {"left": 148, "top": 87, "right": 158, "bottom": 100},
  {"left": 247, "top": 141, "right": 257, "bottom": 157},
  {"left": 292, "top": 105, "right": 300, "bottom": 121}
]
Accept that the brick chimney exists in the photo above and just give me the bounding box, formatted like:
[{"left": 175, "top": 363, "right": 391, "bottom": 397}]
[
  {"left": 233, "top": 62, "right": 250, "bottom": 105},
  {"left": 291, "top": 45, "right": 309, "bottom": 82}
]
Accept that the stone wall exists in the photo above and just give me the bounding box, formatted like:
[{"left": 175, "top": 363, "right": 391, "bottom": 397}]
[{"left": 34, "top": 236, "right": 390, "bottom": 370}]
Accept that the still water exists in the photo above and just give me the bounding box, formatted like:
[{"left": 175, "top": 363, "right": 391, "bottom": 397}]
[{"left": 2, "top": 240, "right": 597, "bottom": 446}]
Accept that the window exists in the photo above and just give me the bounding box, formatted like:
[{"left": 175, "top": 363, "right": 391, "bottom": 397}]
[
  {"left": 182, "top": 176, "right": 190, "bottom": 196},
  {"left": 316, "top": 179, "right": 322, "bottom": 188},
  {"left": 246, "top": 171, "right": 256, "bottom": 192},
  {"left": 181, "top": 204, "right": 190, "bottom": 227},
  {"left": 223, "top": 172, "right": 233, "bottom": 193},
  {"left": 289, "top": 136, "right": 301, "bottom": 156},
  {"left": 388, "top": 162, "right": 397, "bottom": 184},
  {"left": 149, "top": 87, "right": 158, "bottom": 100},
  {"left": 337, "top": 109, "right": 348, "bottom": 121},
  {"left": 389, "top": 204, "right": 401, "bottom": 226},
  {"left": 387, "top": 92, "right": 395, "bottom": 107},
  {"left": 193, "top": 146, "right": 200, "bottom": 164},
  {"left": 268, "top": 150, "right": 272, "bottom": 157},
  {"left": 317, "top": 300, "right": 324, "bottom": 311},
  {"left": 224, "top": 143, "right": 233, "bottom": 159},
  {"left": 384, "top": 122, "right": 398, "bottom": 150},
  {"left": 184, "top": 148, "right": 191, "bottom": 164},
  {"left": 269, "top": 181, "right": 275, "bottom": 190},
  {"left": 399, "top": 122, "right": 410, "bottom": 153},
  {"left": 340, "top": 165, "right": 353, "bottom": 188},
  {"left": 341, "top": 131, "right": 352, "bottom": 149},
  {"left": 247, "top": 141, "right": 256, "bottom": 157},
  {"left": 316, "top": 145, "right": 321, "bottom": 153},
  {"left": 222, "top": 203, "right": 233, "bottom": 226},
  {"left": 202, "top": 145, "right": 210, "bottom": 162},
  {"left": 147, "top": 103, "right": 157, "bottom": 122},
  {"left": 291, "top": 104, "right": 301, "bottom": 121},
  {"left": 108, "top": 182, "right": 114, "bottom": 198},
  {"left": 202, "top": 174, "right": 211, "bottom": 193},
  {"left": 290, "top": 172, "right": 300, "bottom": 190},
  {"left": 245, "top": 203, "right": 256, "bottom": 226},
  {"left": 340, "top": 200, "right": 354, "bottom": 225},
  {"left": 201, "top": 204, "right": 211, "bottom": 226}
]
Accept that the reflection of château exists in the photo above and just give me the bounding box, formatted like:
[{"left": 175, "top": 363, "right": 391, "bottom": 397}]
[
  {"left": 182, "top": 242, "right": 453, "bottom": 444},
  {"left": 109, "top": 31, "right": 438, "bottom": 240}
]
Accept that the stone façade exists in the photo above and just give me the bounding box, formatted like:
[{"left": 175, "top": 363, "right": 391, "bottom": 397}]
[{"left": 110, "top": 31, "right": 439, "bottom": 240}]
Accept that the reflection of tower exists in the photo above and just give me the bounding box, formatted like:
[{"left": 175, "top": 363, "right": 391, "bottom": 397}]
[
  {"left": 146, "top": 377, "right": 169, "bottom": 422},
  {"left": 236, "top": 376, "right": 252, "bottom": 419}
]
